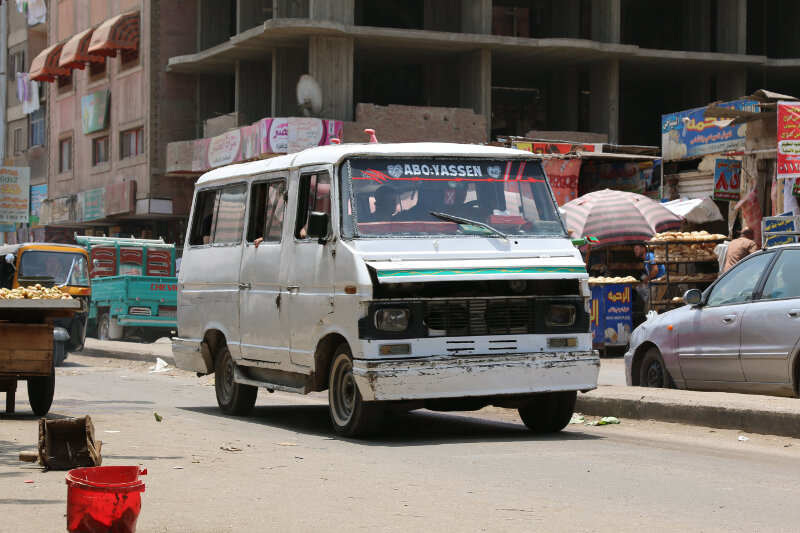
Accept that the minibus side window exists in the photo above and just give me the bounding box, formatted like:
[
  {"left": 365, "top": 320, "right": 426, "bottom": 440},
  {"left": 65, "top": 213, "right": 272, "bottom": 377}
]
[
  {"left": 295, "top": 171, "right": 330, "bottom": 239},
  {"left": 247, "top": 180, "right": 287, "bottom": 243},
  {"left": 213, "top": 184, "right": 247, "bottom": 243},
  {"left": 189, "top": 189, "right": 218, "bottom": 246}
]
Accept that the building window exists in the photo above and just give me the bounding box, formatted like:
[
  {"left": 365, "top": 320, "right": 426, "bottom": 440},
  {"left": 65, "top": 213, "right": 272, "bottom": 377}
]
[
  {"left": 120, "top": 48, "right": 139, "bottom": 69},
  {"left": 59, "top": 138, "right": 73, "bottom": 173},
  {"left": 9, "top": 51, "right": 24, "bottom": 81},
  {"left": 89, "top": 59, "right": 106, "bottom": 78},
  {"left": 120, "top": 127, "right": 144, "bottom": 159},
  {"left": 57, "top": 71, "right": 73, "bottom": 91},
  {"left": 13, "top": 128, "right": 24, "bottom": 155},
  {"left": 30, "top": 106, "right": 45, "bottom": 147},
  {"left": 93, "top": 136, "right": 110, "bottom": 165}
]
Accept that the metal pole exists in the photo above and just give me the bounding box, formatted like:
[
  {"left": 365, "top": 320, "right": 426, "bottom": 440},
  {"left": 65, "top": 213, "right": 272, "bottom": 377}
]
[{"left": 0, "top": 1, "right": 7, "bottom": 246}]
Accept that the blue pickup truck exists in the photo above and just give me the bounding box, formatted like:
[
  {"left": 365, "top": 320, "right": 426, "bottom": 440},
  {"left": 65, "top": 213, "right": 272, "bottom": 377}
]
[{"left": 75, "top": 236, "right": 178, "bottom": 342}]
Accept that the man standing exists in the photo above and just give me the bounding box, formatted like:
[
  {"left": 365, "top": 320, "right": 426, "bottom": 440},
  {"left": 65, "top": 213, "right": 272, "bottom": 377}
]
[
  {"left": 633, "top": 243, "right": 666, "bottom": 303},
  {"left": 723, "top": 227, "right": 758, "bottom": 272}
]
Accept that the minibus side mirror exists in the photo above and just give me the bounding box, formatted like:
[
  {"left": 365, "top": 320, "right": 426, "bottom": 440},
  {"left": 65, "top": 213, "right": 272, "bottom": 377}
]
[
  {"left": 307, "top": 211, "right": 329, "bottom": 243},
  {"left": 4, "top": 254, "right": 15, "bottom": 270}
]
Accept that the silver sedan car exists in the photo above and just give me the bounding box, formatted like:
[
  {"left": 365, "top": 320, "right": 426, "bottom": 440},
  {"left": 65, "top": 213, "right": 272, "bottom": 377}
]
[{"left": 625, "top": 244, "right": 800, "bottom": 397}]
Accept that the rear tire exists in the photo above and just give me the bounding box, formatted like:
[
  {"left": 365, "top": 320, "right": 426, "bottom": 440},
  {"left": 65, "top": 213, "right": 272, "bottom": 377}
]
[
  {"left": 97, "top": 313, "right": 111, "bottom": 341},
  {"left": 328, "top": 344, "right": 384, "bottom": 438},
  {"left": 53, "top": 341, "right": 66, "bottom": 367},
  {"left": 214, "top": 345, "right": 257, "bottom": 415},
  {"left": 639, "top": 347, "right": 674, "bottom": 388},
  {"left": 27, "top": 368, "right": 55, "bottom": 416},
  {"left": 518, "top": 391, "right": 577, "bottom": 433}
]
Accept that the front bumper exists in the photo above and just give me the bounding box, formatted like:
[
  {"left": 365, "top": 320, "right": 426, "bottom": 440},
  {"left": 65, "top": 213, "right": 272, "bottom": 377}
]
[
  {"left": 172, "top": 337, "right": 213, "bottom": 374},
  {"left": 624, "top": 348, "right": 635, "bottom": 386},
  {"left": 352, "top": 350, "right": 599, "bottom": 402}
]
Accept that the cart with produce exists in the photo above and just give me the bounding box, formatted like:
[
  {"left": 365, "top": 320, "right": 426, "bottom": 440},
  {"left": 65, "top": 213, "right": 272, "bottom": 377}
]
[
  {"left": 0, "top": 286, "right": 82, "bottom": 415},
  {"left": 645, "top": 231, "right": 727, "bottom": 311}
]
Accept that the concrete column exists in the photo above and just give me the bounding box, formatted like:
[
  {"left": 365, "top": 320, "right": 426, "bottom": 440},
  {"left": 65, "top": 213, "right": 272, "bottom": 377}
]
[
  {"left": 589, "top": 59, "right": 619, "bottom": 142},
  {"left": 716, "top": 68, "right": 747, "bottom": 102},
  {"left": 554, "top": 0, "right": 581, "bottom": 39},
  {"left": 461, "top": 0, "right": 491, "bottom": 35},
  {"left": 682, "top": 0, "right": 711, "bottom": 52},
  {"left": 272, "top": 48, "right": 307, "bottom": 116},
  {"left": 273, "top": 0, "right": 309, "bottom": 18},
  {"left": 309, "top": 36, "right": 354, "bottom": 121},
  {"left": 459, "top": 49, "right": 491, "bottom": 140},
  {"left": 308, "top": 0, "right": 353, "bottom": 24},
  {"left": 549, "top": 68, "right": 579, "bottom": 131},
  {"left": 591, "top": 0, "right": 620, "bottom": 43},
  {"left": 716, "top": 0, "right": 746, "bottom": 54}
]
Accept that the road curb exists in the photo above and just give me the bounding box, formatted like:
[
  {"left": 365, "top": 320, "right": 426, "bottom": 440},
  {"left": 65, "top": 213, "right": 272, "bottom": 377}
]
[
  {"left": 576, "top": 394, "right": 800, "bottom": 439},
  {"left": 78, "top": 346, "right": 175, "bottom": 367}
]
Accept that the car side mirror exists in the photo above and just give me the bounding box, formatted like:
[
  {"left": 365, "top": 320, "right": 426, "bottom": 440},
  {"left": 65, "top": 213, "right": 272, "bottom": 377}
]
[
  {"left": 4, "top": 253, "right": 15, "bottom": 270},
  {"left": 307, "top": 211, "right": 329, "bottom": 242},
  {"left": 683, "top": 289, "right": 702, "bottom": 306}
]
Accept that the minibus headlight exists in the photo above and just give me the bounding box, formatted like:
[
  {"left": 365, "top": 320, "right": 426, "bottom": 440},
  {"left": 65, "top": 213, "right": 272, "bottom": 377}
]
[
  {"left": 545, "top": 304, "right": 576, "bottom": 327},
  {"left": 374, "top": 308, "right": 410, "bottom": 332}
]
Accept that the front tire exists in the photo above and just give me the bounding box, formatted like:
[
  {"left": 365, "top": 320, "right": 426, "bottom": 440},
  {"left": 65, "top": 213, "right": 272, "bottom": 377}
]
[
  {"left": 328, "top": 344, "right": 383, "bottom": 438},
  {"left": 215, "top": 345, "right": 257, "bottom": 415},
  {"left": 639, "top": 347, "right": 674, "bottom": 388},
  {"left": 518, "top": 391, "right": 577, "bottom": 433},
  {"left": 53, "top": 341, "right": 66, "bottom": 367},
  {"left": 27, "top": 369, "right": 55, "bottom": 416}
]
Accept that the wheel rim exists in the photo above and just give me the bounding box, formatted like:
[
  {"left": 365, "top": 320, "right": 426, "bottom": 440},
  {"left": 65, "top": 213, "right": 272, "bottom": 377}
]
[
  {"left": 99, "top": 320, "right": 108, "bottom": 341},
  {"left": 645, "top": 361, "right": 664, "bottom": 387},
  {"left": 219, "top": 353, "right": 235, "bottom": 402},
  {"left": 331, "top": 355, "right": 356, "bottom": 426}
]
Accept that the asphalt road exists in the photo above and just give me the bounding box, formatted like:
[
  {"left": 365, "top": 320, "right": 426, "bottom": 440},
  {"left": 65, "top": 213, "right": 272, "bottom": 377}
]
[{"left": 2, "top": 355, "right": 799, "bottom": 532}]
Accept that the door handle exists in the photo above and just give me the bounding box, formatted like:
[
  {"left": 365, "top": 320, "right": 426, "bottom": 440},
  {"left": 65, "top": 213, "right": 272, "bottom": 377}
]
[
  {"left": 286, "top": 285, "right": 299, "bottom": 293},
  {"left": 238, "top": 283, "right": 251, "bottom": 290},
  {"left": 789, "top": 309, "right": 800, "bottom": 318},
  {"left": 722, "top": 315, "right": 736, "bottom": 324}
]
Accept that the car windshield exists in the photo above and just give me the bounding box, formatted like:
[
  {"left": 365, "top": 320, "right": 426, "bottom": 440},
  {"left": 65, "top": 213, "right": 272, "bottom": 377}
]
[
  {"left": 19, "top": 251, "right": 90, "bottom": 287},
  {"left": 340, "top": 157, "right": 566, "bottom": 238}
]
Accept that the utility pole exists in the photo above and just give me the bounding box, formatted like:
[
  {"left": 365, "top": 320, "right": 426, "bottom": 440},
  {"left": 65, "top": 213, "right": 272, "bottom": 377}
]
[{"left": 0, "top": 1, "right": 7, "bottom": 245}]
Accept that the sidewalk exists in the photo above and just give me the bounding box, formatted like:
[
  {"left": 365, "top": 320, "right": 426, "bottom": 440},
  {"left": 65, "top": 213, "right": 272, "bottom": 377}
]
[{"left": 77, "top": 339, "right": 800, "bottom": 439}]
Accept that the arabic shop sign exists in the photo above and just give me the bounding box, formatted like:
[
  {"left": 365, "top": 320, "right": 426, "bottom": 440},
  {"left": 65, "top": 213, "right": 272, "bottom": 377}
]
[
  {"left": 590, "top": 284, "right": 633, "bottom": 346},
  {"left": 0, "top": 166, "right": 30, "bottom": 224},
  {"left": 713, "top": 159, "right": 741, "bottom": 201},
  {"left": 661, "top": 99, "right": 758, "bottom": 160},
  {"left": 778, "top": 101, "right": 800, "bottom": 179}
]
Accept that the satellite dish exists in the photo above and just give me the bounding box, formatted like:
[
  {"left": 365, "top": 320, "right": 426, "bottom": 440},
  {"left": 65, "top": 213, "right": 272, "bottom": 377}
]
[{"left": 296, "top": 74, "right": 323, "bottom": 117}]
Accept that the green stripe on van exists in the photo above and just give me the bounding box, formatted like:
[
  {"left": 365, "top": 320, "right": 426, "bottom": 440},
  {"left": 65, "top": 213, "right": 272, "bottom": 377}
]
[{"left": 375, "top": 266, "right": 587, "bottom": 278}]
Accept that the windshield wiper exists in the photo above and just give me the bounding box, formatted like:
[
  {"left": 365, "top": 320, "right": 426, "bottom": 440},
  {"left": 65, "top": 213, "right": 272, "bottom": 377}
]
[{"left": 430, "top": 211, "right": 508, "bottom": 240}]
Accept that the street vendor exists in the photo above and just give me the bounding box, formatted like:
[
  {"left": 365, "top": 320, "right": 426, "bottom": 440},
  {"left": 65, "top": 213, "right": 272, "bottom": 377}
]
[{"left": 633, "top": 243, "right": 664, "bottom": 283}]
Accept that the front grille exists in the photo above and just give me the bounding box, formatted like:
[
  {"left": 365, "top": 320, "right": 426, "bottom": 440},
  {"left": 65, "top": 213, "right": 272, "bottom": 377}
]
[
  {"left": 425, "top": 298, "right": 534, "bottom": 336},
  {"left": 129, "top": 307, "right": 152, "bottom": 316}
]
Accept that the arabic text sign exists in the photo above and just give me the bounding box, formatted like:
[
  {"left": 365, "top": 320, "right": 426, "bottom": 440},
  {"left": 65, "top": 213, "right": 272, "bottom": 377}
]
[
  {"left": 713, "top": 159, "right": 741, "bottom": 201},
  {"left": 604, "top": 284, "right": 632, "bottom": 346},
  {"left": 0, "top": 166, "right": 30, "bottom": 224},
  {"left": 661, "top": 99, "right": 757, "bottom": 160},
  {"left": 778, "top": 102, "right": 800, "bottom": 179},
  {"left": 590, "top": 286, "right": 604, "bottom": 344}
]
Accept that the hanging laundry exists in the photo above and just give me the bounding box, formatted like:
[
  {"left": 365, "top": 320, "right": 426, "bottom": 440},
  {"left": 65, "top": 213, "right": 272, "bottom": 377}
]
[
  {"left": 23, "top": 79, "right": 40, "bottom": 115},
  {"left": 28, "top": 0, "right": 46, "bottom": 25},
  {"left": 16, "top": 72, "right": 27, "bottom": 102},
  {"left": 15, "top": 0, "right": 28, "bottom": 16}
]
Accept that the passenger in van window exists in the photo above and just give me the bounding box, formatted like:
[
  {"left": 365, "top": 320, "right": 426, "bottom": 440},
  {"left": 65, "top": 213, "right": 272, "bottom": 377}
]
[
  {"left": 201, "top": 213, "right": 213, "bottom": 244},
  {"left": 371, "top": 185, "right": 399, "bottom": 221}
]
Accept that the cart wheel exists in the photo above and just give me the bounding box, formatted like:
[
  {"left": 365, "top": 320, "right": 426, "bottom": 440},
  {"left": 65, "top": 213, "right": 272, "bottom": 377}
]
[{"left": 27, "top": 369, "right": 55, "bottom": 416}]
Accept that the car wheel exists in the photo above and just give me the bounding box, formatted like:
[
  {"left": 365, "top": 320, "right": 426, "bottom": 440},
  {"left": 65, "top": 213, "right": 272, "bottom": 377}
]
[
  {"left": 328, "top": 344, "right": 384, "bottom": 438},
  {"left": 214, "top": 344, "right": 257, "bottom": 415},
  {"left": 518, "top": 391, "right": 577, "bottom": 433},
  {"left": 53, "top": 340, "right": 66, "bottom": 367},
  {"left": 97, "top": 313, "right": 111, "bottom": 341},
  {"left": 639, "top": 347, "right": 675, "bottom": 388},
  {"left": 27, "top": 368, "right": 55, "bottom": 416}
]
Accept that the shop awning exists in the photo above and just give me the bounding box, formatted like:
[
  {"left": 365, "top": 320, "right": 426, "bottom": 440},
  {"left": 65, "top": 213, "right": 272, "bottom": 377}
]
[
  {"left": 29, "top": 43, "right": 71, "bottom": 82},
  {"left": 88, "top": 11, "right": 140, "bottom": 58},
  {"left": 59, "top": 27, "right": 105, "bottom": 70}
]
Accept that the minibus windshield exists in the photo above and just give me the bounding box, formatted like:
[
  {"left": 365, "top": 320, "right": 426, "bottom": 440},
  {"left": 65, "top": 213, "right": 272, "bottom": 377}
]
[{"left": 340, "top": 157, "right": 567, "bottom": 239}]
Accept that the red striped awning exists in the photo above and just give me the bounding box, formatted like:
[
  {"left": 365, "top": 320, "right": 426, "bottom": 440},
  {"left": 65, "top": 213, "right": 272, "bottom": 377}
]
[
  {"left": 29, "top": 43, "right": 71, "bottom": 82},
  {"left": 88, "top": 11, "right": 140, "bottom": 58},
  {"left": 60, "top": 27, "right": 105, "bottom": 70}
]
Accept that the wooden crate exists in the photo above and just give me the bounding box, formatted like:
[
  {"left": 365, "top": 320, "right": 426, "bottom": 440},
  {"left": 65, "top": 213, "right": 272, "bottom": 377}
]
[{"left": 0, "top": 323, "right": 54, "bottom": 376}]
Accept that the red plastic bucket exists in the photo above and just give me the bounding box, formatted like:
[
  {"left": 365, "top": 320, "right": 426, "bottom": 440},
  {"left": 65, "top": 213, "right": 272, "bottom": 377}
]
[{"left": 65, "top": 466, "right": 146, "bottom": 533}]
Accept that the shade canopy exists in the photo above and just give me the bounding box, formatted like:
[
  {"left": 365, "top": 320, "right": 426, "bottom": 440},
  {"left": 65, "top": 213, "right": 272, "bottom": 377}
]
[
  {"left": 30, "top": 43, "right": 71, "bottom": 82},
  {"left": 60, "top": 27, "right": 105, "bottom": 70},
  {"left": 561, "top": 189, "right": 683, "bottom": 247},
  {"left": 88, "top": 11, "right": 140, "bottom": 58}
]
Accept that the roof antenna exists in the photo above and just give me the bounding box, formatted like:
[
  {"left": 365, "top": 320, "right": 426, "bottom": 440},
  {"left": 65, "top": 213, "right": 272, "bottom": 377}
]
[{"left": 364, "top": 128, "right": 378, "bottom": 143}]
